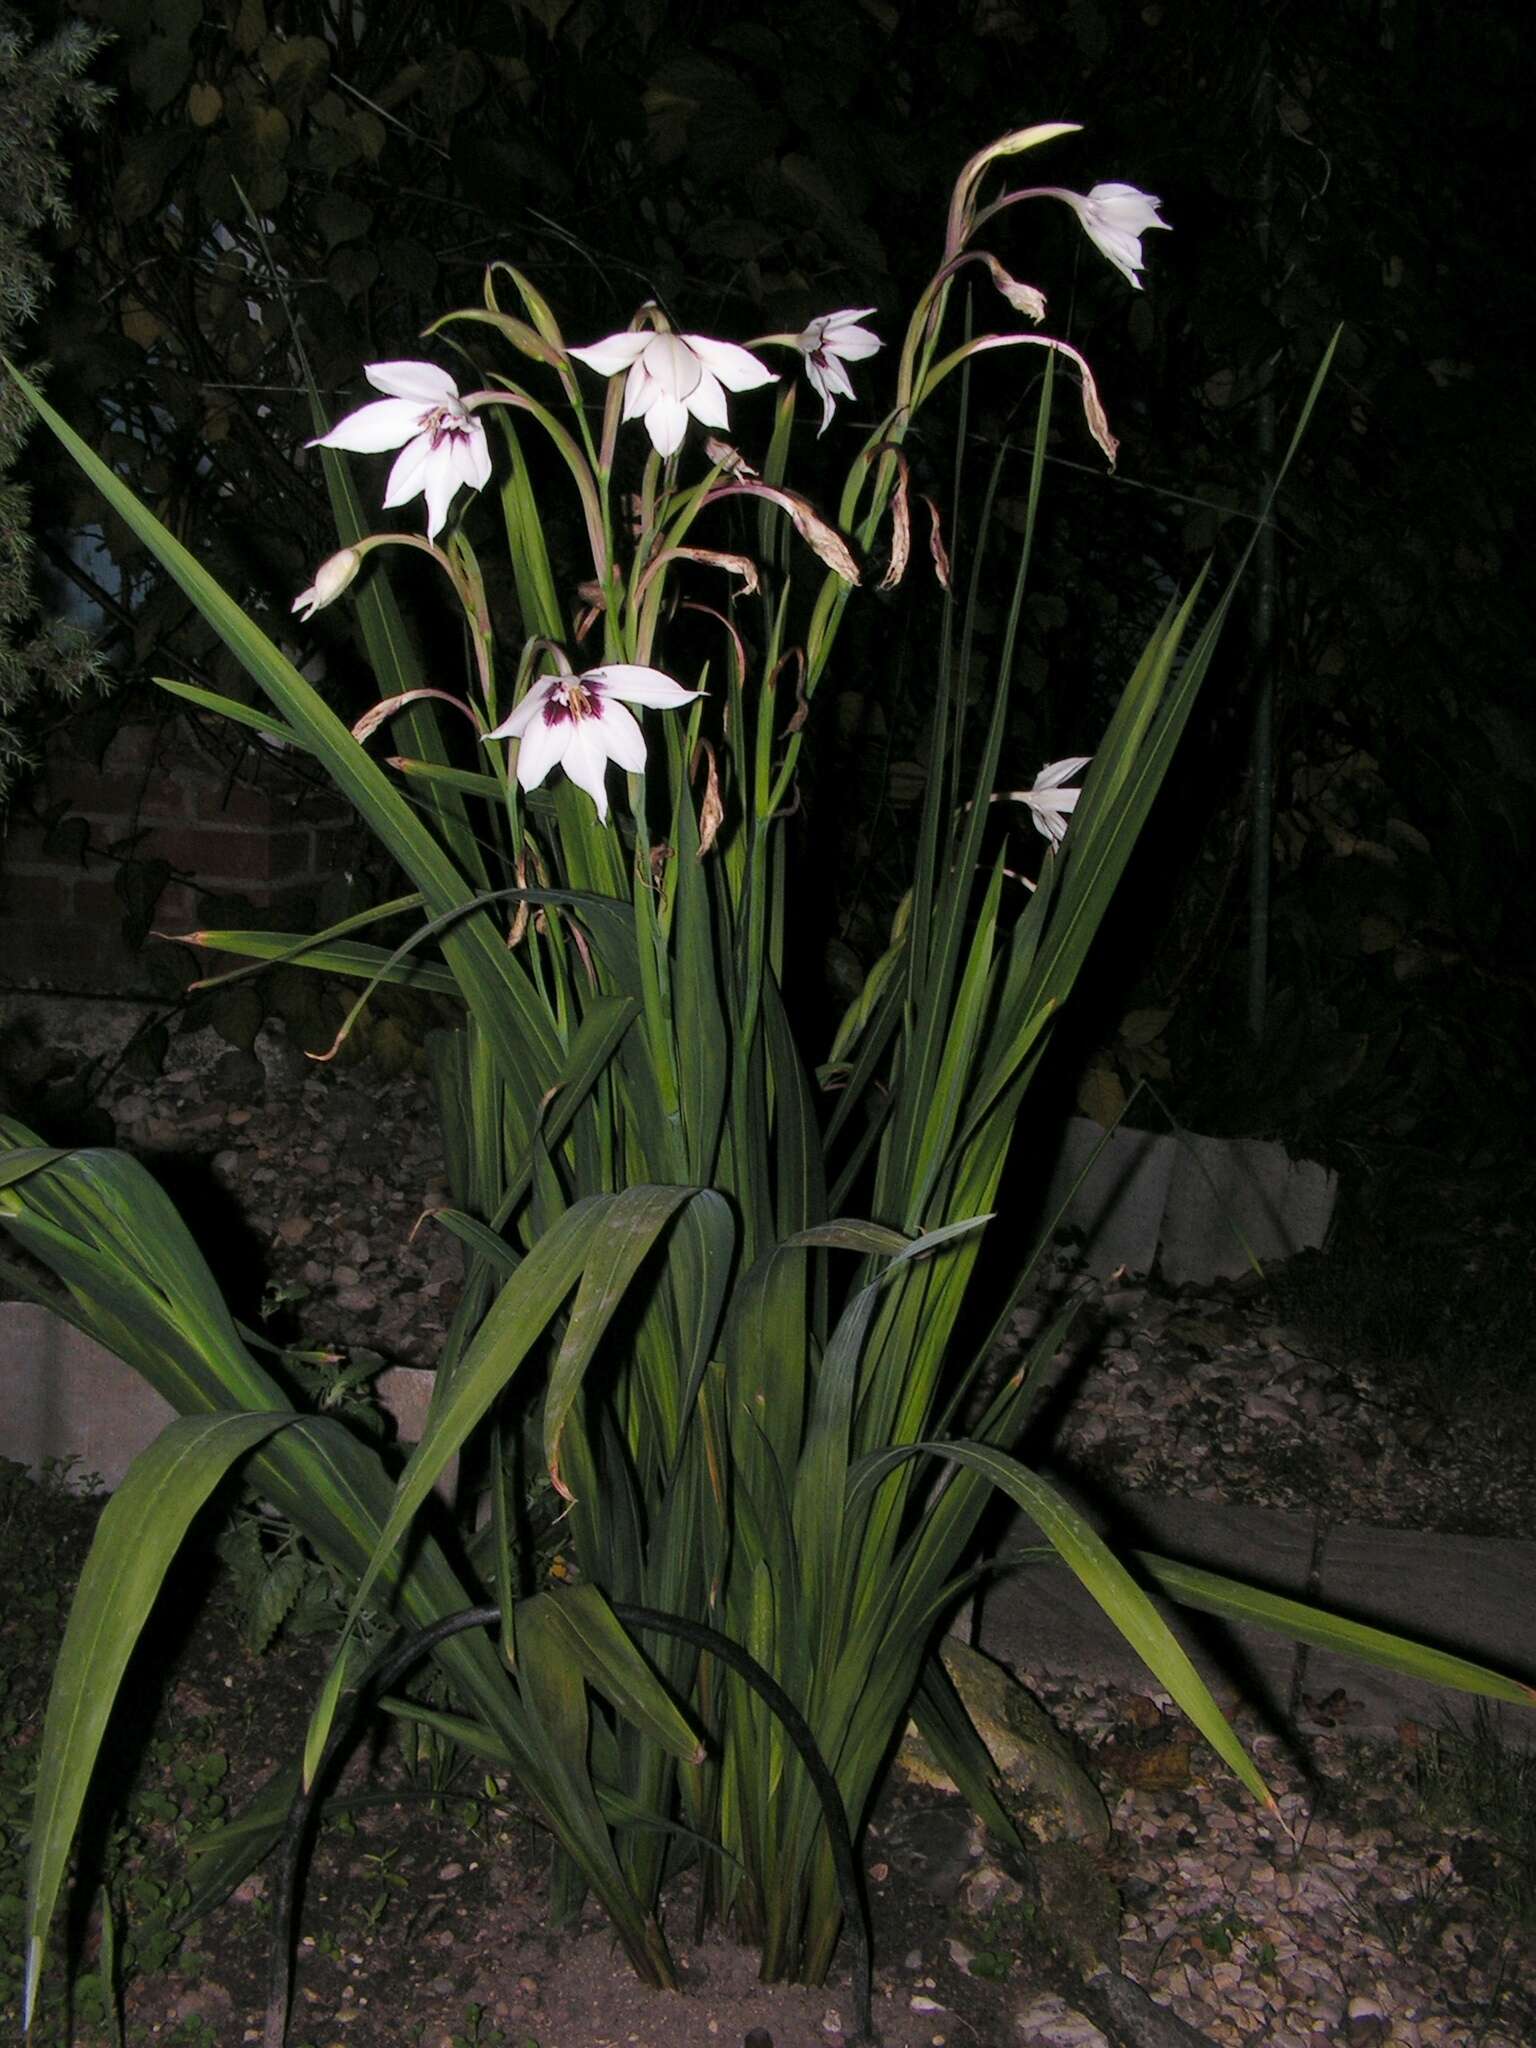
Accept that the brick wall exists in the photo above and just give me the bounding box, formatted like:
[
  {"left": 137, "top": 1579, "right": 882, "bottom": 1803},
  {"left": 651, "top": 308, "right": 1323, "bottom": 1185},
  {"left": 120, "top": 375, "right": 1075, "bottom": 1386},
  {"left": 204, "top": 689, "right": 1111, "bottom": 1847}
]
[{"left": 0, "top": 716, "right": 357, "bottom": 995}]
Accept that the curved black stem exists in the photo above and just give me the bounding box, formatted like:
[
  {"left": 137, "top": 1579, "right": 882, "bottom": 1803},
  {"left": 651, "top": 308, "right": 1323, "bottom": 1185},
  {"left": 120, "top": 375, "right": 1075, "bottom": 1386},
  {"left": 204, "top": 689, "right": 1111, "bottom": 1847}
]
[
  {"left": 612, "top": 1602, "right": 875, "bottom": 2048},
  {"left": 264, "top": 1603, "right": 504, "bottom": 2048},
  {"left": 264, "top": 1602, "right": 876, "bottom": 2048}
]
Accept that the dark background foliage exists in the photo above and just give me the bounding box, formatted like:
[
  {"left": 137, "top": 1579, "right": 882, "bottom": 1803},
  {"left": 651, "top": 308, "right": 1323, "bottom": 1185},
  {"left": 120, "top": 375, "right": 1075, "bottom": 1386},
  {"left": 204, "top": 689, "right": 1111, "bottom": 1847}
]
[{"left": 15, "top": 0, "right": 1535, "bottom": 1177}]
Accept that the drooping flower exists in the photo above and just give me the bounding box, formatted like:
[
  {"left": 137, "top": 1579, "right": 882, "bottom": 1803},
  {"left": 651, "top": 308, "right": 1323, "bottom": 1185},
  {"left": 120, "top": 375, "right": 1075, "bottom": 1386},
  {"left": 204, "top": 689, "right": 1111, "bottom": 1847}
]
[
  {"left": 485, "top": 664, "right": 699, "bottom": 822},
  {"left": 1016, "top": 756, "right": 1091, "bottom": 847},
  {"left": 307, "top": 361, "right": 492, "bottom": 540},
  {"left": 292, "top": 548, "right": 361, "bottom": 621},
  {"left": 568, "top": 329, "right": 775, "bottom": 458},
  {"left": 1058, "top": 183, "right": 1170, "bottom": 289},
  {"left": 794, "top": 308, "right": 883, "bottom": 435}
]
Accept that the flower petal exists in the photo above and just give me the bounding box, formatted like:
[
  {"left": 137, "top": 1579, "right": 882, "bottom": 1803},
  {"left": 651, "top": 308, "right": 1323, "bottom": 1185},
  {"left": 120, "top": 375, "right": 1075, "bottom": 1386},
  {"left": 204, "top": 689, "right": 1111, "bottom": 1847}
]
[
  {"left": 484, "top": 680, "right": 552, "bottom": 742},
  {"left": 683, "top": 367, "right": 731, "bottom": 432},
  {"left": 569, "top": 331, "right": 654, "bottom": 377},
  {"left": 1076, "top": 184, "right": 1169, "bottom": 289},
  {"left": 591, "top": 696, "right": 647, "bottom": 774},
  {"left": 818, "top": 311, "right": 883, "bottom": 361},
  {"left": 381, "top": 433, "right": 435, "bottom": 510},
  {"left": 309, "top": 396, "right": 425, "bottom": 454},
  {"left": 364, "top": 360, "right": 461, "bottom": 404},
  {"left": 620, "top": 359, "right": 656, "bottom": 424},
  {"left": 559, "top": 718, "right": 618, "bottom": 820},
  {"left": 419, "top": 459, "right": 458, "bottom": 542},
  {"left": 640, "top": 394, "right": 690, "bottom": 457},
  {"left": 684, "top": 334, "right": 777, "bottom": 392},
  {"left": 808, "top": 353, "right": 856, "bottom": 404},
  {"left": 586, "top": 664, "right": 698, "bottom": 709},
  {"left": 1086, "top": 183, "right": 1169, "bottom": 232},
  {"left": 1034, "top": 755, "right": 1092, "bottom": 789},
  {"left": 643, "top": 334, "right": 703, "bottom": 403},
  {"left": 803, "top": 361, "right": 839, "bottom": 437},
  {"left": 446, "top": 421, "right": 493, "bottom": 495},
  {"left": 512, "top": 700, "right": 569, "bottom": 794}
]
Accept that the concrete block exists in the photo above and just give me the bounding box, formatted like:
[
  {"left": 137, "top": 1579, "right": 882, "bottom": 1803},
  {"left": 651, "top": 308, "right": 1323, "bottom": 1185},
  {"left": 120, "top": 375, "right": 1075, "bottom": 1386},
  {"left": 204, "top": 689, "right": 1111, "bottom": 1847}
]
[
  {"left": 1159, "top": 1132, "right": 1337, "bottom": 1286},
  {"left": 1042, "top": 1121, "right": 1174, "bottom": 1280},
  {"left": 1306, "top": 1522, "right": 1536, "bottom": 1733},
  {"left": 0, "top": 1301, "right": 175, "bottom": 1490},
  {"left": 978, "top": 1495, "right": 1316, "bottom": 1730},
  {"left": 1042, "top": 1117, "right": 1336, "bottom": 1283},
  {"left": 0, "top": 1303, "right": 451, "bottom": 1499},
  {"left": 976, "top": 1490, "right": 1536, "bottom": 1746}
]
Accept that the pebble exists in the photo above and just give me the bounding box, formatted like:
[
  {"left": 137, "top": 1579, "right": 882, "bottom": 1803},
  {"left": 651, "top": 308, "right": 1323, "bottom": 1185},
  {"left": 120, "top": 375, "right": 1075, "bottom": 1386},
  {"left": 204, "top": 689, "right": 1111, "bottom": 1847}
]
[{"left": 1013, "top": 1994, "right": 1110, "bottom": 2046}]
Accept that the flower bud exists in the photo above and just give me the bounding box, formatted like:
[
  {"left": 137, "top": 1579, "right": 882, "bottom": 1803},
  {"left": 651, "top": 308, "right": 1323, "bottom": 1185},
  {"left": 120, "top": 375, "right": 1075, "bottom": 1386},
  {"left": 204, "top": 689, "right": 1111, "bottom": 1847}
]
[{"left": 292, "top": 548, "right": 361, "bottom": 621}]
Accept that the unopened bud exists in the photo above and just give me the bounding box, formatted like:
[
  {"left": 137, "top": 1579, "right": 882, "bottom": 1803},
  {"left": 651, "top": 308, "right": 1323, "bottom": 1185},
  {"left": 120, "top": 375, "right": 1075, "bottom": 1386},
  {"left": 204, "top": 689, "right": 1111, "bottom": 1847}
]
[{"left": 292, "top": 547, "right": 361, "bottom": 621}]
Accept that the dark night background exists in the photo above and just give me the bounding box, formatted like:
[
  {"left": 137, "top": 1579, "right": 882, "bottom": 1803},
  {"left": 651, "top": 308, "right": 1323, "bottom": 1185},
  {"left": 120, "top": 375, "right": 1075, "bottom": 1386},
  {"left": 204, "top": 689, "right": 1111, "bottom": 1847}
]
[{"left": 9, "top": 0, "right": 1535, "bottom": 1240}]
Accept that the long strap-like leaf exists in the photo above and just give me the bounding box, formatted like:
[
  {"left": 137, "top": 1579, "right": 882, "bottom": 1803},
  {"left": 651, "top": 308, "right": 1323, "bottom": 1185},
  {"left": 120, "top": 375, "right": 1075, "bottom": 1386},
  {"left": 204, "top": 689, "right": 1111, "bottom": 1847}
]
[{"left": 25, "top": 1412, "right": 308, "bottom": 2030}]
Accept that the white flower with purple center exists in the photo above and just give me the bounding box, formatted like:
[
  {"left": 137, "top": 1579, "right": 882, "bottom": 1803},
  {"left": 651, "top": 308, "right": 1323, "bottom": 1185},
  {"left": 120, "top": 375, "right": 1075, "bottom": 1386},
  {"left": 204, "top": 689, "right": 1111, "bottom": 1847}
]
[
  {"left": 794, "top": 308, "right": 883, "bottom": 435},
  {"left": 568, "top": 329, "right": 776, "bottom": 458},
  {"left": 307, "top": 360, "right": 492, "bottom": 539},
  {"left": 485, "top": 664, "right": 699, "bottom": 822}
]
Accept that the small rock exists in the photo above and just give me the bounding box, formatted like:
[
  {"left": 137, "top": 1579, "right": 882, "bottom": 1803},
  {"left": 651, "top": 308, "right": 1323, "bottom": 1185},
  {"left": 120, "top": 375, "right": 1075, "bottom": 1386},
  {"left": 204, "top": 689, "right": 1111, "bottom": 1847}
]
[
  {"left": 212, "top": 1047, "right": 266, "bottom": 1094},
  {"left": 1243, "top": 1392, "right": 1297, "bottom": 1423},
  {"left": 958, "top": 1857, "right": 1024, "bottom": 1918},
  {"left": 1013, "top": 1993, "right": 1110, "bottom": 2047},
  {"left": 174, "top": 1982, "right": 235, "bottom": 2024}
]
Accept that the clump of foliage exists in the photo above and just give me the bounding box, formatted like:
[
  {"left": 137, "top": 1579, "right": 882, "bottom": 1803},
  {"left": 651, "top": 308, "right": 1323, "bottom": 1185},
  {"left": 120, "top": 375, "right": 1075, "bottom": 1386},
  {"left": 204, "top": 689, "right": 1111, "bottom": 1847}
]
[{"left": 0, "top": 9, "right": 110, "bottom": 805}]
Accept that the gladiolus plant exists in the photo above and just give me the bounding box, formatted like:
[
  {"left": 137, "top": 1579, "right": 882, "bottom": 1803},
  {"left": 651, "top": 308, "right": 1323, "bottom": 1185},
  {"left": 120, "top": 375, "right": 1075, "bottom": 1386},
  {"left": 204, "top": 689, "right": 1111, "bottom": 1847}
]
[{"left": 5, "top": 123, "right": 1530, "bottom": 2047}]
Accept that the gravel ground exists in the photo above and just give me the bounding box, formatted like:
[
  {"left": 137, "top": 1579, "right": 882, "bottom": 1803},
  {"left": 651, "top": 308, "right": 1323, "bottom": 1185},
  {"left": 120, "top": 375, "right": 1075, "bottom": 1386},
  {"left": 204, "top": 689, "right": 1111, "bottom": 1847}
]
[{"left": 8, "top": 998, "right": 1536, "bottom": 2047}]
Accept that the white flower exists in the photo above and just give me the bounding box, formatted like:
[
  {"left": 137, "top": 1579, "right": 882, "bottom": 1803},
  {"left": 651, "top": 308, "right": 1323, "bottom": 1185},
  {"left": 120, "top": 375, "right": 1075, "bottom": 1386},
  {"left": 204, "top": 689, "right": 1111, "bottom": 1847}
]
[
  {"left": 308, "top": 361, "right": 492, "bottom": 540},
  {"left": 794, "top": 308, "right": 883, "bottom": 435},
  {"left": 568, "top": 329, "right": 776, "bottom": 458},
  {"left": 1062, "top": 183, "right": 1170, "bottom": 290},
  {"left": 292, "top": 548, "right": 361, "bottom": 621},
  {"left": 1017, "top": 756, "right": 1091, "bottom": 847},
  {"left": 485, "top": 664, "right": 699, "bottom": 822}
]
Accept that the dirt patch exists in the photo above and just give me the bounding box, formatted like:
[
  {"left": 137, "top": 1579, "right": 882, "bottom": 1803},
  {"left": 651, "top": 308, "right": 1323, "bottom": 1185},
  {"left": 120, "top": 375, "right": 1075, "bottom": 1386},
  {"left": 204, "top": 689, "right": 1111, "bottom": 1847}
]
[{"left": 3, "top": 1470, "right": 1034, "bottom": 2048}]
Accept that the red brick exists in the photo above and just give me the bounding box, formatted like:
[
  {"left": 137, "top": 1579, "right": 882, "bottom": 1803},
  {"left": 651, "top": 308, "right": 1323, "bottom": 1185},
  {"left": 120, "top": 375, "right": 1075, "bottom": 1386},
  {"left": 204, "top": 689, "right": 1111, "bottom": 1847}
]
[
  {"left": 1, "top": 820, "right": 64, "bottom": 866},
  {"left": 138, "top": 824, "right": 312, "bottom": 886},
  {"left": 155, "top": 881, "right": 201, "bottom": 933},
  {"left": 0, "top": 872, "right": 73, "bottom": 919},
  {"left": 71, "top": 876, "right": 127, "bottom": 922},
  {"left": 310, "top": 824, "right": 360, "bottom": 876},
  {"left": 190, "top": 778, "right": 282, "bottom": 826},
  {"left": 99, "top": 725, "right": 160, "bottom": 775},
  {"left": 5, "top": 920, "right": 110, "bottom": 985},
  {"left": 52, "top": 763, "right": 191, "bottom": 823},
  {"left": 294, "top": 789, "right": 354, "bottom": 826}
]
